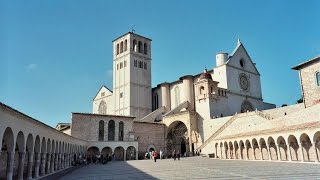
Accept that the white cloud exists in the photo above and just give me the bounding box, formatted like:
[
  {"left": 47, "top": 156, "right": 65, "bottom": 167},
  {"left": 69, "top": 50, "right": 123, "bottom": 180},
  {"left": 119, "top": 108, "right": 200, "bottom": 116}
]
[{"left": 26, "top": 63, "right": 38, "bottom": 71}]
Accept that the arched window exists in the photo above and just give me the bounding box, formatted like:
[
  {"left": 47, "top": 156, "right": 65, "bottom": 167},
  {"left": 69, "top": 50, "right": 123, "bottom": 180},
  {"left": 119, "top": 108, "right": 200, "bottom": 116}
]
[
  {"left": 124, "top": 39, "right": 127, "bottom": 51},
  {"left": 144, "top": 43, "right": 147, "bottom": 54},
  {"left": 108, "top": 120, "right": 115, "bottom": 141},
  {"left": 116, "top": 44, "right": 119, "bottom": 55},
  {"left": 98, "top": 100, "right": 107, "bottom": 114},
  {"left": 120, "top": 41, "right": 123, "bottom": 53},
  {"left": 119, "top": 121, "right": 124, "bottom": 141},
  {"left": 174, "top": 86, "right": 180, "bottom": 107},
  {"left": 98, "top": 120, "right": 104, "bottom": 141},
  {"left": 316, "top": 72, "right": 320, "bottom": 86},
  {"left": 200, "top": 86, "right": 205, "bottom": 94},
  {"left": 153, "top": 93, "right": 159, "bottom": 110},
  {"left": 133, "top": 39, "right": 137, "bottom": 52},
  {"left": 138, "top": 41, "right": 142, "bottom": 53}
]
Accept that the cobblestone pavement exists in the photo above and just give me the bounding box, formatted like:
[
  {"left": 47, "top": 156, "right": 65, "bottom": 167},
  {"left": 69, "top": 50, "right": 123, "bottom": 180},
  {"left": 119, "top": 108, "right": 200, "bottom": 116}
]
[{"left": 59, "top": 157, "right": 320, "bottom": 180}]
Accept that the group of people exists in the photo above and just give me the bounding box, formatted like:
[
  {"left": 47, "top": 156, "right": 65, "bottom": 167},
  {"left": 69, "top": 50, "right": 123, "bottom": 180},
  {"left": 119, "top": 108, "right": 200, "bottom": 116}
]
[
  {"left": 145, "top": 150, "right": 164, "bottom": 162},
  {"left": 171, "top": 149, "right": 181, "bottom": 160},
  {"left": 145, "top": 149, "right": 185, "bottom": 162}
]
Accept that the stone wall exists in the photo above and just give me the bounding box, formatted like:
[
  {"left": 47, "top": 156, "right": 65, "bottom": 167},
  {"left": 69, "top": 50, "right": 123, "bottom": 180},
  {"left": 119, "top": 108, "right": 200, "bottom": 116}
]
[
  {"left": 71, "top": 113, "right": 134, "bottom": 142},
  {"left": 133, "top": 122, "right": 165, "bottom": 159},
  {"left": 300, "top": 60, "right": 320, "bottom": 107}
]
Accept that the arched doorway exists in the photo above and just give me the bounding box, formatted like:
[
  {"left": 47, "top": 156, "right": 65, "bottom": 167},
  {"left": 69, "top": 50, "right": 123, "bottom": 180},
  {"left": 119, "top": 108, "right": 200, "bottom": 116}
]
[
  {"left": 167, "top": 121, "right": 189, "bottom": 157},
  {"left": 126, "top": 146, "right": 136, "bottom": 160},
  {"left": 87, "top": 146, "right": 100, "bottom": 163},
  {"left": 114, "top": 147, "right": 124, "bottom": 161}
]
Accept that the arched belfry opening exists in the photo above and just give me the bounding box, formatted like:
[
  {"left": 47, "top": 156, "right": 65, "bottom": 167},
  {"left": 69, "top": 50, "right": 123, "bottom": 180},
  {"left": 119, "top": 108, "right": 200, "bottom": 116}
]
[{"left": 166, "top": 121, "right": 189, "bottom": 157}]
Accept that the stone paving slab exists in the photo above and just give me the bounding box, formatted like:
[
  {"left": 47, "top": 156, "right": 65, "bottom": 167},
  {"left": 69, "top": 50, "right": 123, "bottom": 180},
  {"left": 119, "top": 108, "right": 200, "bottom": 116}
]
[{"left": 59, "top": 157, "right": 320, "bottom": 180}]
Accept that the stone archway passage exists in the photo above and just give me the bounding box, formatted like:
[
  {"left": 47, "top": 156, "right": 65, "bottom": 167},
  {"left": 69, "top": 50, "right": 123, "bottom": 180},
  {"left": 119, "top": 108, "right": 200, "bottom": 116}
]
[
  {"left": 126, "top": 146, "right": 137, "bottom": 160},
  {"left": 114, "top": 147, "right": 125, "bottom": 161},
  {"left": 166, "top": 121, "right": 189, "bottom": 157},
  {"left": 101, "top": 147, "right": 112, "bottom": 157}
]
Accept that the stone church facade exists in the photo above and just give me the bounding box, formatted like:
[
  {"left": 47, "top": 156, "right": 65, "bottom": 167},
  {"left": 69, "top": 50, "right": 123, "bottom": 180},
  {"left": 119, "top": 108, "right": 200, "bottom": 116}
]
[{"left": 0, "top": 32, "right": 319, "bottom": 179}]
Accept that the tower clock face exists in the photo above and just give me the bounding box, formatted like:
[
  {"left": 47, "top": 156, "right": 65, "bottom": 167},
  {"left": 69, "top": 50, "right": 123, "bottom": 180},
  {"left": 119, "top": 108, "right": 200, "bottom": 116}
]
[{"left": 239, "top": 74, "right": 249, "bottom": 90}]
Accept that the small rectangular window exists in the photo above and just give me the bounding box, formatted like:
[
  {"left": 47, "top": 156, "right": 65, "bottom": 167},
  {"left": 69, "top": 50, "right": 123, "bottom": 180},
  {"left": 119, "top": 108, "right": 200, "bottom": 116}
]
[
  {"left": 124, "top": 61, "right": 127, "bottom": 67},
  {"left": 120, "top": 62, "right": 123, "bottom": 69},
  {"left": 120, "top": 92, "right": 123, "bottom": 98},
  {"left": 144, "top": 62, "right": 147, "bottom": 69},
  {"left": 134, "top": 60, "right": 137, "bottom": 67},
  {"left": 101, "top": 92, "right": 105, "bottom": 97},
  {"left": 117, "top": 64, "right": 119, "bottom": 70}
]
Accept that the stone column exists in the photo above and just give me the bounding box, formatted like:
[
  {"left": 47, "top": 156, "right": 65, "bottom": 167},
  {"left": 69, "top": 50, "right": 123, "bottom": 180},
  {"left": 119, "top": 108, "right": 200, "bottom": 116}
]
[
  {"left": 136, "top": 151, "right": 139, "bottom": 160},
  {"left": 58, "top": 153, "right": 61, "bottom": 170},
  {"left": 50, "top": 153, "right": 55, "bottom": 172},
  {"left": 69, "top": 154, "right": 72, "bottom": 166},
  {"left": 17, "top": 152, "right": 26, "bottom": 180},
  {"left": 34, "top": 152, "right": 41, "bottom": 178},
  {"left": 276, "top": 145, "right": 281, "bottom": 161},
  {"left": 233, "top": 148, "right": 236, "bottom": 159},
  {"left": 27, "top": 152, "right": 34, "bottom": 180},
  {"left": 252, "top": 148, "right": 255, "bottom": 160},
  {"left": 54, "top": 153, "right": 58, "bottom": 171},
  {"left": 6, "top": 151, "right": 15, "bottom": 180},
  {"left": 124, "top": 150, "right": 126, "bottom": 161},
  {"left": 314, "top": 144, "right": 319, "bottom": 163},
  {"left": 61, "top": 153, "right": 65, "bottom": 169},
  {"left": 259, "top": 146, "right": 264, "bottom": 160},
  {"left": 40, "top": 153, "right": 47, "bottom": 176},
  {"left": 300, "top": 144, "right": 305, "bottom": 162},
  {"left": 245, "top": 146, "right": 248, "bottom": 160},
  {"left": 286, "top": 144, "right": 292, "bottom": 161},
  {"left": 46, "top": 153, "right": 51, "bottom": 174},
  {"left": 267, "top": 146, "right": 272, "bottom": 161}
]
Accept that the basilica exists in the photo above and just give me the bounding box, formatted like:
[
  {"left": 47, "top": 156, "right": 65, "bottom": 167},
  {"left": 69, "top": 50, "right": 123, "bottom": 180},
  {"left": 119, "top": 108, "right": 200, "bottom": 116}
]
[{"left": 0, "top": 32, "right": 319, "bottom": 179}]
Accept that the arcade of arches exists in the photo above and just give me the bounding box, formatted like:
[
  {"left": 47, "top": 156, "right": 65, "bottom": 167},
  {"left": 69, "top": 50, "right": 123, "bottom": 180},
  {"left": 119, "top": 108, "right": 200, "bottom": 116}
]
[
  {"left": 0, "top": 127, "right": 87, "bottom": 180},
  {"left": 213, "top": 132, "right": 320, "bottom": 162},
  {"left": 86, "top": 146, "right": 137, "bottom": 161}
]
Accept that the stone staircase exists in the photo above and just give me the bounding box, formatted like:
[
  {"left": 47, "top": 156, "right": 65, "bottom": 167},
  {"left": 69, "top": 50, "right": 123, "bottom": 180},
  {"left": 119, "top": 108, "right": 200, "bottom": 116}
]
[
  {"left": 196, "top": 114, "right": 239, "bottom": 151},
  {"left": 197, "top": 110, "right": 272, "bottom": 152},
  {"left": 138, "top": 106, "right": 165, "bottom": 122},
  {"left": 163, "top": 101, "right": 189, "bottom": 117}
]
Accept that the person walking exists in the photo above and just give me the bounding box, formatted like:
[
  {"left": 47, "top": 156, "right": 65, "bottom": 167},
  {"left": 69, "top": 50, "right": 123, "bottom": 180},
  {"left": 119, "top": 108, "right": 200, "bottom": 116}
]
[
  {"left": 153, "top": 150, "right": 158, "bottom": 162},
  {"left": 160, "top": 150, "right": 163, "bottom": 160},
  {"left": 173, "top": 149, "right": 176, "bottom": 160},
  {"left": 177, "top": 150, "right": 180, "bottom": 160}
]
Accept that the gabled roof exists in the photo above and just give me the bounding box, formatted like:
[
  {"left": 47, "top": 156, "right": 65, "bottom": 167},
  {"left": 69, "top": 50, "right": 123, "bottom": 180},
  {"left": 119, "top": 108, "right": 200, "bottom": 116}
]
[
  {"left": 226, "top": 39, "right": 260, "bottom": 75},
  {"left": 93, "top": 85, "right": 113, "bottom": 100},
  {"left": 292, "top": 55, "right": 320, "bottom": 70}
]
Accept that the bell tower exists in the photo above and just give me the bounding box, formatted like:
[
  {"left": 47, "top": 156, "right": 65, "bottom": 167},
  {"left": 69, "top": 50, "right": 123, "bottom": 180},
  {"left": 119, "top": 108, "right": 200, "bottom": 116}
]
[{"left": 112, "top": 32, "right": 152, "bottom": 119}]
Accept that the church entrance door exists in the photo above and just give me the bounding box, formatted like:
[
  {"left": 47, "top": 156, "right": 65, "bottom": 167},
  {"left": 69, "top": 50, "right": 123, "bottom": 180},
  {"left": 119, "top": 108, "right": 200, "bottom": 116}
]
[{"left": 181, "top": 139, "right": 186, "bottom": 156}]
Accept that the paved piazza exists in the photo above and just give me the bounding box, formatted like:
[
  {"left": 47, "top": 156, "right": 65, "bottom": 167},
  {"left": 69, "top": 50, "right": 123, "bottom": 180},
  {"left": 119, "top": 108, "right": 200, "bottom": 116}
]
[{"left": 59, "top": 157, "right": 320, "bottom": 180}]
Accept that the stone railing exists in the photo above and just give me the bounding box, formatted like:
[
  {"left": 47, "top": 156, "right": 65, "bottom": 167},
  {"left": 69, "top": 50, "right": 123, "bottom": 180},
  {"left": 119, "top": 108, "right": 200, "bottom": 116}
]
[
  {"left": 197, "top": 114, "right": 239, "bottom": 151},
  {"left": 139, "top": 106, "right": 165, "bottom": 122}
]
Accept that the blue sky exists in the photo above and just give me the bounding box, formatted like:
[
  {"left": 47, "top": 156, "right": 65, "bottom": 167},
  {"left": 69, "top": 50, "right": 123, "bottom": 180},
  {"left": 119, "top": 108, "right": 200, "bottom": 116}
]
[{"left": 1, "top": 0, "right": 319, "bottom": 127}]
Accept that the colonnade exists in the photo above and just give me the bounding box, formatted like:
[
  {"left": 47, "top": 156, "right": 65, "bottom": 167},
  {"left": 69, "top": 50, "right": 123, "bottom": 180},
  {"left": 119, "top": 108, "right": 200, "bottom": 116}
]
[
  {"left": 1, "top": 127, "right": 87, "bottom": 180},
  {"left": 213, "top": 131, "right": 320, "bottom": 163}
]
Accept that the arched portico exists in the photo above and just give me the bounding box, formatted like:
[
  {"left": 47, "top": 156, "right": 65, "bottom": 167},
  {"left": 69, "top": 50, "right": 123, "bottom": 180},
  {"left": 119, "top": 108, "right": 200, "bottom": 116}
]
[{"left": 166, "top": 121, "right": 190, "bottom": 157}]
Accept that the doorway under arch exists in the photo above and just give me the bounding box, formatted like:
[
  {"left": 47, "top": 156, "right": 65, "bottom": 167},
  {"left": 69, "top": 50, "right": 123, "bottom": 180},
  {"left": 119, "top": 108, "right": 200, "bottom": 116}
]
[{"left": 167, "top": 121, "right": 189, "bottom": 157}]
